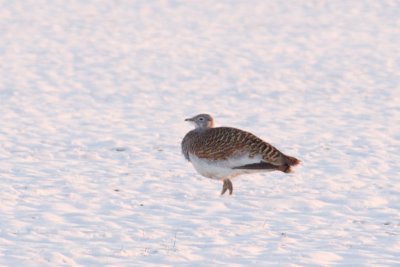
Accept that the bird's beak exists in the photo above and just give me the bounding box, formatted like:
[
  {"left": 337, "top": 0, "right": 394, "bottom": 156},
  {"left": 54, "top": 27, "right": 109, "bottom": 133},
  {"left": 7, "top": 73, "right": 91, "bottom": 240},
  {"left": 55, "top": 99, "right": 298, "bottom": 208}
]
[{"left": 185, "top": 118, "right": 193, "bottom": 122}]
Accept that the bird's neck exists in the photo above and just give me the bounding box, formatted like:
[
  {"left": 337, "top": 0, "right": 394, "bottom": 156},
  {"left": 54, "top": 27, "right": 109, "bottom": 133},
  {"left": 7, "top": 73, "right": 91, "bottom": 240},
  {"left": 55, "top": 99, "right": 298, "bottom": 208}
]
[{"left": 194, "top": 126, "right": 211, "bottom": 132}]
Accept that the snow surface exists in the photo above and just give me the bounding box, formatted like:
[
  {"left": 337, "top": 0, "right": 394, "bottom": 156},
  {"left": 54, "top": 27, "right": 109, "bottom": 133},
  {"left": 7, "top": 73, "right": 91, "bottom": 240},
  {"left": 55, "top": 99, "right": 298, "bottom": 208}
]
[{"left": 1, "top": 0, "right": 400, "bottom": 266}]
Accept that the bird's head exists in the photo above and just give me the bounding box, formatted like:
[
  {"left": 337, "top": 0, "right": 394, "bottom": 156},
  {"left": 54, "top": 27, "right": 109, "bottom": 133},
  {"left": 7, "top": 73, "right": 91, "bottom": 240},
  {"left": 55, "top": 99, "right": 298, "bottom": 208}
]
[{"left": 185, "top": 114, "right": 214, "bottom": 129}]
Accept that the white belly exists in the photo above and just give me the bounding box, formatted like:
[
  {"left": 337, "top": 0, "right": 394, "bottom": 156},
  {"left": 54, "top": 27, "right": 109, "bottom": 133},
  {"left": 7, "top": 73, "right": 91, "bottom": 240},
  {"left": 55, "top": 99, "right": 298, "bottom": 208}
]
[{"left": 189, "top": 153, "right": 271, "bottom": 180}]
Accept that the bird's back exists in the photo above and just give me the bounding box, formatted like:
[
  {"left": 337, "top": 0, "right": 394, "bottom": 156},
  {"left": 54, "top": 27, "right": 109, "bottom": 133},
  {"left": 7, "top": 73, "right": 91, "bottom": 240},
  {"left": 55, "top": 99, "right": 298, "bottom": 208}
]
[{"left": 181, "top": 127, "right": 295, "bottom": 168}]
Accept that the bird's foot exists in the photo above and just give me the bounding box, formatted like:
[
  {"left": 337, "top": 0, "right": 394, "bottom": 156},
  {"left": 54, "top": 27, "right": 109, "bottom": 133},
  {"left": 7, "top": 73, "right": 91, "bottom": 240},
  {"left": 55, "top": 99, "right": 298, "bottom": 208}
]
[{"left": 221, "top": 179, "right": 233, "bottom": 195}]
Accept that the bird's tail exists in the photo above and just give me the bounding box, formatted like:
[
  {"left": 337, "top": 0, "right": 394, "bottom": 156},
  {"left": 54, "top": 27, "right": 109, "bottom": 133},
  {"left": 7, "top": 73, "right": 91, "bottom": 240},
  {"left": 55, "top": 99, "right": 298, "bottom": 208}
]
[
  {"left": 279, "top": 155, "right": 300, "bottom": 173},
  {"left": 286, "top": 155, "right": 300, "bottom": 166}
]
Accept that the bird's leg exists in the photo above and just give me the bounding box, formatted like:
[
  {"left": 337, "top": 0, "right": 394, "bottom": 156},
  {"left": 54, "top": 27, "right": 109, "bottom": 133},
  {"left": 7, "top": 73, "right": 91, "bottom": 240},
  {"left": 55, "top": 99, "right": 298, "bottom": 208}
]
[{"left": 221, "top": 179, "right": 233, "bottom": 195}]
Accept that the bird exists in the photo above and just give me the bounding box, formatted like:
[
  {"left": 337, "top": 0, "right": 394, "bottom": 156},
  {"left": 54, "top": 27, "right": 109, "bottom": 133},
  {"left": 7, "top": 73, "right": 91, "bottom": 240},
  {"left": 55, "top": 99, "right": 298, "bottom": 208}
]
[{"left": 181, "top": 114, "right": 300, "bottom": 195}]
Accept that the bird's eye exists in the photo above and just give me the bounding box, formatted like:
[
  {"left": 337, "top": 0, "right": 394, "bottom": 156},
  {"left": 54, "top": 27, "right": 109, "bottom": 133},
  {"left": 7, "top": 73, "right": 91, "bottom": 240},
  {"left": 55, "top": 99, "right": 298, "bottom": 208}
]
[{"left": 199, "top": 117, "right": 204, "bottom": 121}]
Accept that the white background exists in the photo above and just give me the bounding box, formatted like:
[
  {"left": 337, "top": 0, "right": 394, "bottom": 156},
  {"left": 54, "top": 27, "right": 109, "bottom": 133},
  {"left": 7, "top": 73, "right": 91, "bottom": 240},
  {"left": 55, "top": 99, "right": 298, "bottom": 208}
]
[{"left": 1, "top": 0, "right": 399, "bottom": 265}]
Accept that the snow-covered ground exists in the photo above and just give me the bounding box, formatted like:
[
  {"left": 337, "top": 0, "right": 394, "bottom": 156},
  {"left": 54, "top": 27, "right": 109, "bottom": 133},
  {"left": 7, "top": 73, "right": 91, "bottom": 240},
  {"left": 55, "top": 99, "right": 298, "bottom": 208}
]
[{"left": 1, "top": 0, "right": 399, "bottom": 265}]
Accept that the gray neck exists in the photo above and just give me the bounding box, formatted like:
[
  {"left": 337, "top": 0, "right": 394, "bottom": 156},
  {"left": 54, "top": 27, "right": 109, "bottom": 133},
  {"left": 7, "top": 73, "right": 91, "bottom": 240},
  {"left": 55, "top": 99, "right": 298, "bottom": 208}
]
[{"left": 193, "top": 126, "right": 210, "bottom": 133}]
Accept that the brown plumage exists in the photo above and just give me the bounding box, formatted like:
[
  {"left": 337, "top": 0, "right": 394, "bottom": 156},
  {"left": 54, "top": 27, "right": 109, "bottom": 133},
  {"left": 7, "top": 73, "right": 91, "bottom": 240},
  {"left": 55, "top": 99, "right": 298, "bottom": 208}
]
[
  {"left": 181, "top": 114, "right": 300, "bottom": 195},
  {"left": 182, "top": 127, "right": 299, "bottom": 172}
]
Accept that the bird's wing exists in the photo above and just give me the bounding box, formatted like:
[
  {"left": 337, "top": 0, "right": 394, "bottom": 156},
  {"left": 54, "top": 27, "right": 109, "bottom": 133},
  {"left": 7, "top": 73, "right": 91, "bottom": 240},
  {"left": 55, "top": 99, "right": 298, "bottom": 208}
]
[
  {"left": 194, "top": 127, "right": 287, "bottom": 166},
  {"left": 232, "top": 162, "right": 279, "bottom": 170}
]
